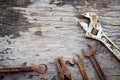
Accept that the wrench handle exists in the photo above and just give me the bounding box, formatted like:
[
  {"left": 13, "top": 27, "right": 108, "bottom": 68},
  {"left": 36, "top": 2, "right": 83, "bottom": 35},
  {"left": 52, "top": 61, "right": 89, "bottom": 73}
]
[
  {"left": 0, "top": 66, "right": 32, "bottom": 73},
  {"left": 100, "top": 34, "right": 120, "bottom": 60},
  {"left": 78, "top": 63, "right": 89, "bottom": 80},
  {"left": 90, "top": 55, "right": 108, "bottom": 80},
  {"left": 0, "top": 64, "right": 48, "bottom": 74}
]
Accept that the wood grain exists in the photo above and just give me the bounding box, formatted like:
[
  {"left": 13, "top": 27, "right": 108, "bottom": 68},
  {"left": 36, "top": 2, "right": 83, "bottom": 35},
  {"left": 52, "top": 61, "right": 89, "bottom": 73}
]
[{"left": 0, "top": 0, "right": 120, "bottom": 80}]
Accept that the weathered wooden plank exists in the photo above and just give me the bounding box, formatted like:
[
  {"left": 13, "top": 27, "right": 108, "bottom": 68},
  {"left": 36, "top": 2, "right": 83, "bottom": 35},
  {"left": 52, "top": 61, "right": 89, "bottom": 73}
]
[{"left": 0, "top": 0, "right": 120, "bottom": 80}]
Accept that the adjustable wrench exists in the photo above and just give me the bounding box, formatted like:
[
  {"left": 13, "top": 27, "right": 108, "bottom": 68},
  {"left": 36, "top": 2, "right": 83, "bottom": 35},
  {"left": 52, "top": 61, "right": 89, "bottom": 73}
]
[
  {"left": 56, "top": 57, "right": 73, "bottom": 80},
  {"left": 73, "top": 54, "right": 89, "bottom": 80},
  {"left": 79, "top": 12, "right": 120, "bottom": 60},
  {"left": 0, "top": 64, "right": 48, "bottom": 74},
  {"left": 82, "top": 44, "right": 108, "bottom": 80}
]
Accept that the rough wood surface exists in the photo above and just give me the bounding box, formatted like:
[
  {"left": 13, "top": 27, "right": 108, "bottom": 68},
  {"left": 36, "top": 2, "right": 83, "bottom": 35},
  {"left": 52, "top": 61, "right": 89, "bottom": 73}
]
[{"left": 0, "top": 0, "right": 120, "bottom": 80}]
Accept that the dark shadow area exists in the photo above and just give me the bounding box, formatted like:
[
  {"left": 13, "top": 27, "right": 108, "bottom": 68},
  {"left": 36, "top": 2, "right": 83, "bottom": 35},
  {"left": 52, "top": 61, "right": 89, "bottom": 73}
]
[
  {"left": 0, "top": 0, "right": 33, "bottom": 38},
  {"left": 0, "top": 0, "right": 31, "bottom": 7}
]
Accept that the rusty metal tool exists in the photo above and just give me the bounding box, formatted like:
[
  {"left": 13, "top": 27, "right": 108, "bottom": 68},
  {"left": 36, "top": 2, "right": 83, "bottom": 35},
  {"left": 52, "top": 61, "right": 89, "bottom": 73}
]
[
  {"left": 82, "top": 44, "right": 108, "bottom": 80},
  {"left": 56, "top": 57, "right": 73, "bottom": 80},
  {"left": 73, "top": 54, "right": 89, "bottom": 80},
  {"left": 79, "top": 12, "right": 120, "bottom": 60},
  {"left": 0, "top": 64, "right": 48, "bottom": 74}
]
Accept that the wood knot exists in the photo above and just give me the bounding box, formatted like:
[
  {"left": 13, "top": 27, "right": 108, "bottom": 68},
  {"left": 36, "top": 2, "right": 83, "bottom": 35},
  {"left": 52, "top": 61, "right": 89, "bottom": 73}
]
[{"left": 34, "top": 31, "right": 42, "bottom": 36}]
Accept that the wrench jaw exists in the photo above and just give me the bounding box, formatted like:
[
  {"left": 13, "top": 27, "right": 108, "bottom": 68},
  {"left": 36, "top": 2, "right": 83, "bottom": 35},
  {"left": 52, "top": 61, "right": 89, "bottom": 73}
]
[
  {"left": 79, "top": 13, "right": 104, "bottom": 40},
  {"left": 82, "top": 44, "right": 96, "bottom": 57},
  {"left": 79, "top": 21, "right": 89, "bottom": 32},
  {"left": 82, "top": 49, "right": 90, "bottom": 57},
  {"left": 73, "top": 54, "right": 83, "bottom": 64},
  {"left": 88, "top": 44, "right": 96, "bottom": 52}
]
